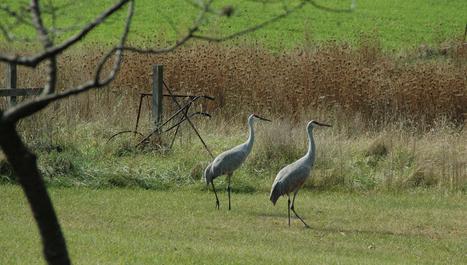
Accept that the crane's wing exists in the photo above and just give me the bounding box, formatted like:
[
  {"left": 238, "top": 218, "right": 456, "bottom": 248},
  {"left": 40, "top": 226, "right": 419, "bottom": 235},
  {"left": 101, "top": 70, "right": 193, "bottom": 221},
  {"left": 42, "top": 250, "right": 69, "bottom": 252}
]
[
  {"left": 204, "top": 162, "right": 213, "bottom": 184},
  {"left": 210, "top": 144, "right": 248, "bottom": 177},
  {"left": 270, "top": 157, "right": 311, "bottom": 205}
]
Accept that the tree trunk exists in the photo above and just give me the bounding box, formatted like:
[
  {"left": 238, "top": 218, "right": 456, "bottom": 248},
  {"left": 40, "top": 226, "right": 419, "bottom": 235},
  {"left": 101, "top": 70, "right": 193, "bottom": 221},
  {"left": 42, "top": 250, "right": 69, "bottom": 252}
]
[{"left": 0, "top": 122, "right": 71, "bottom": 265}]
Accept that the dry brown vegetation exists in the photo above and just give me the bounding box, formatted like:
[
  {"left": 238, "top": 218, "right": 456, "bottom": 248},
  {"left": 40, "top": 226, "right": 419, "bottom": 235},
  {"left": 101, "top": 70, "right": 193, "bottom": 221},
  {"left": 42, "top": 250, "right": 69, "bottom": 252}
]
[
  {"left": 0, "top": 42, "right": 466, "bottom": 191},
  {"left": 1, "top": 41, "right": 466, "bottom": 129}
]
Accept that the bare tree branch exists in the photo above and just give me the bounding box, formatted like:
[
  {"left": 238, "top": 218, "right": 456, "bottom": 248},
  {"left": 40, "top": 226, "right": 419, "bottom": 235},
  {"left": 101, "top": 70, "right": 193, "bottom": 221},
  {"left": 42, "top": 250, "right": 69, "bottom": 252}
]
[
  {"left": 0, "top": 2, "right": 134, "bottom": 264},
  {"left": 1, "top": 0, "right": 317, "bottom": 120},
  {"left": 183, "top": 0, "right": 231, "bottom": 16},
  {"left": 247, "top": 0, "right": 355, "bottom": 12},
  {"left": 41, "top": 0, "right": 82, "bottom": 41},
  {"left": 191, "top": 0, "right": 354, "bottom": 43},
  {"left": 30, "top": 0, "right": 52, "bottom": 47},
  {"left": 1, "top": 0, "right": 135, "bottom": 124},
  {"left": 41, "top": 0, "right": 76, "bottom": 17},
  {"left": 115, "top": 0, "right": 213, "bottom": 55},
  {"left": 30, "top": 0, "right": 58, "bottom": 95},
  {"left": 41, "top": 57, "right": 57, "bottom": 95},
  {"left": 121, "top": 0, "right": 308, "bottom": 54},
  {"left": 120, "top": 27, "right": 197, "bottom": 55},
  {"left": 44, "top": 0, "right": 59, "bottom": 42},
  {"left": 192, "top": 0, "right": 309, "bottom": 42},
  {"left": 0, "top": 0, "right": 131, "bottom": 67}
]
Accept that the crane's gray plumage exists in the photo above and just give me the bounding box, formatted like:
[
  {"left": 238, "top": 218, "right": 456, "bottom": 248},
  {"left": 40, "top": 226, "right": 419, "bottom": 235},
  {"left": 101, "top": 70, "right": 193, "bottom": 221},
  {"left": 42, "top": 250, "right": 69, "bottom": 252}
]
[
  {"left": 270, "top": 156, "right": 311, "bottom": 205},
  {"left": 205, "top": 113, "right": 270, "bottom": 210},
  {"left": 270, "top": 120, "right": 331, "bottom": 227},
  {"left": 204, "top": 142, "right": 250, "bottom": 184}
]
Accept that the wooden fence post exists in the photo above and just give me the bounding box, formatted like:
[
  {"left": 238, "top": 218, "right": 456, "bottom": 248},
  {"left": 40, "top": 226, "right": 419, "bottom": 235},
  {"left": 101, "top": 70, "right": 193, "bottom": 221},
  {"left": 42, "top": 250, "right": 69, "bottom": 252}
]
[
  {"left": 152, "top": 64, "right": 163, "bottom": 131},
  {"left": 6, "top": 62, "right": 17, "bottom": 106}
]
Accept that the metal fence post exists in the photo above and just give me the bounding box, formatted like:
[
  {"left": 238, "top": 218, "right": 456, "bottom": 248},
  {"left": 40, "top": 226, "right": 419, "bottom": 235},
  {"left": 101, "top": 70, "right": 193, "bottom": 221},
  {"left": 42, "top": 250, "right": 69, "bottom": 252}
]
[
  {"left": 6, "top": 62, "right": 17, "bottom": 106},
  {"left": 152, "top": 64, "right": 163, "bottom": 131}
]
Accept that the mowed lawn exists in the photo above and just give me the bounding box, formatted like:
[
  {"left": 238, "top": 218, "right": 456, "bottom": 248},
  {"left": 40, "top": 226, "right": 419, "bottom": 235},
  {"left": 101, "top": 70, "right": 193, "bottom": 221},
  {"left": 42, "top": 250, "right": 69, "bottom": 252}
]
[{"left": 1, "top": 185, "right": 466, "bottom": 264}]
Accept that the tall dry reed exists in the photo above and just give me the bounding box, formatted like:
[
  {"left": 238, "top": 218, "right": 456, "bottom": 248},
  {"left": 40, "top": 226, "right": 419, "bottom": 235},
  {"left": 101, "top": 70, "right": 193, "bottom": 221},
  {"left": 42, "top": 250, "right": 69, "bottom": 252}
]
[{"left": 0, "top": 41, "right": 466, "bottom": 131}]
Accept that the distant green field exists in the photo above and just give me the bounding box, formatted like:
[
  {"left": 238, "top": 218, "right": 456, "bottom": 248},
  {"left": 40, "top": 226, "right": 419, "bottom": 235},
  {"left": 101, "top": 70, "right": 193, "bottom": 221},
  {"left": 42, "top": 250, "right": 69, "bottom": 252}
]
[
  {"left": 1, "top": 185, "right": 466, "bottom": 264},
  {"left": 1, "top": 0, "right": 466, "bottom": 50}
]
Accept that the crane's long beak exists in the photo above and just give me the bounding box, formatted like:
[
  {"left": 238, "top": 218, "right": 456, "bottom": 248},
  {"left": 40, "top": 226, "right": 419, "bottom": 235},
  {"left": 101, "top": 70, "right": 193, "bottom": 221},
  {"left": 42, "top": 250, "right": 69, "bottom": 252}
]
[
  {"left": 314, "top": 121, "right": 332, "bottom": 127},
  {"left": 254, "top": 115, "right": 272, "bottom": 122}
]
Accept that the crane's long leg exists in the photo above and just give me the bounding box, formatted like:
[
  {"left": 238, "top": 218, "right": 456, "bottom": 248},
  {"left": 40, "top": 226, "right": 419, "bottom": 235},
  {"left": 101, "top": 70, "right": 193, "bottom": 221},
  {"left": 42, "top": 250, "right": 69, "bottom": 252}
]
[
  {"left": 291, "top": 190, "right": 310, "bottom": 228},
  {"left": 287, "top": 194, "right": 291, "bottom": 227},
  {"left": 211, "top": 181, "right": 220, "bottom": 210},
  {"left": 227, "top": 173, "right": 232, "bottom": 211}
]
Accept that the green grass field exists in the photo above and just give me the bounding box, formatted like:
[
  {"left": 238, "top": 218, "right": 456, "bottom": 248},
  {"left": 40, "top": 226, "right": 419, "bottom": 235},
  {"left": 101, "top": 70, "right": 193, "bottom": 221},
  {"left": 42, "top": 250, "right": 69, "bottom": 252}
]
[
  {"left": 1, "top": 1, "right": 466, "bottom": 264},
  {"left": 1, "top": 0, "right": 466, "bottom": 50},
  {"left": 1, "top": 185, "right": 466, "bottom": 264}
]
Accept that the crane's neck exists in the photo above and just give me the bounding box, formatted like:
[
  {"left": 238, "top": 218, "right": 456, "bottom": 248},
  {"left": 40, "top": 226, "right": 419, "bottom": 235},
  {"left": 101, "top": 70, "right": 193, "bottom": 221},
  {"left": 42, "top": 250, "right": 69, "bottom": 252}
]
[
  {"left": 305, "top": 126, "right": 316, "bottom": 165},
  {"left": 245, "top": 117, "right": 255, "bottom": 153}
]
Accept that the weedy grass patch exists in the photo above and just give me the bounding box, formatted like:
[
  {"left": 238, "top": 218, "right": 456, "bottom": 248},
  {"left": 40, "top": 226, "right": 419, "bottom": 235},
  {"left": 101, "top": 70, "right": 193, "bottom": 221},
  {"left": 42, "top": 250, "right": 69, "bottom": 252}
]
[{"left": 1, "top": 117, "right": 465, "bottom": 192}]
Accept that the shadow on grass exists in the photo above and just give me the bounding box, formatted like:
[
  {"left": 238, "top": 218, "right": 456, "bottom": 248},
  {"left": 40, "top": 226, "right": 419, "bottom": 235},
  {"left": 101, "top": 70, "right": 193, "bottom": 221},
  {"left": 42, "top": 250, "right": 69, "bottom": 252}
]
[
  {"left": 307, "top": 225, "right": 440, "bottom": 239},
  {"left": 255, "top": 211, "right": 439, "bottom": 238}
]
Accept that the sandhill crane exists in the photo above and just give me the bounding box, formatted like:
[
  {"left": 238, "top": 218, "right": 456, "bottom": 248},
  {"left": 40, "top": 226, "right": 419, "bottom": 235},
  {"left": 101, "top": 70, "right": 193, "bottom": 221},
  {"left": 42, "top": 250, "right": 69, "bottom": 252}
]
[
  {"left": 204, "top": 114, "right": 271, "bottom": 210},
  {"left": 270, "top": 120, "right": 331, "bottom": 227}
]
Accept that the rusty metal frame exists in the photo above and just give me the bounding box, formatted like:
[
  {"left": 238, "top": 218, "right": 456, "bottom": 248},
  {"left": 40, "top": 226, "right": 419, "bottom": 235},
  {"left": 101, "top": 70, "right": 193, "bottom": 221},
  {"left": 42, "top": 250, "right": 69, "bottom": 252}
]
[
  {"left": 134, "top": 92, "right": 213, "bottom": 155},
  {"left": 162, "top": 80, "right": 214, "bottom": 158},
  {"left": 108, "top": 87, "right": 214, "bottom": 158}
]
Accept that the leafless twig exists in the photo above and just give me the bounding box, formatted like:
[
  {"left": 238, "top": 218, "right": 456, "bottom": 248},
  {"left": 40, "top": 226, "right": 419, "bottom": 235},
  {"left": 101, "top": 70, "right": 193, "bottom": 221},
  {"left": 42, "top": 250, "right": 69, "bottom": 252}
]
[
  {"left": 2, "top": 1, "right": 135, "bottom": 123},
  {"left": 0, "top": 0, "right": 131, "bottom": 67},
  {"left": 192, "top": 0, "right": 309, "bottom": 42}
]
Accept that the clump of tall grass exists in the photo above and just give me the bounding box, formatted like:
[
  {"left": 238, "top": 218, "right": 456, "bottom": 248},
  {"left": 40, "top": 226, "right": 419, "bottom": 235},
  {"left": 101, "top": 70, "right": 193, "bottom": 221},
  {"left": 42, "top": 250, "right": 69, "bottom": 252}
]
[
  {"left": 0, "top": 116, "right": 465, "bottom": 192},
  {"left": 247, "top": 116, "right": 466, "bottom": 192},
  {"left": 249, "top": 119, "right": 303, "bottom": 173}
]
